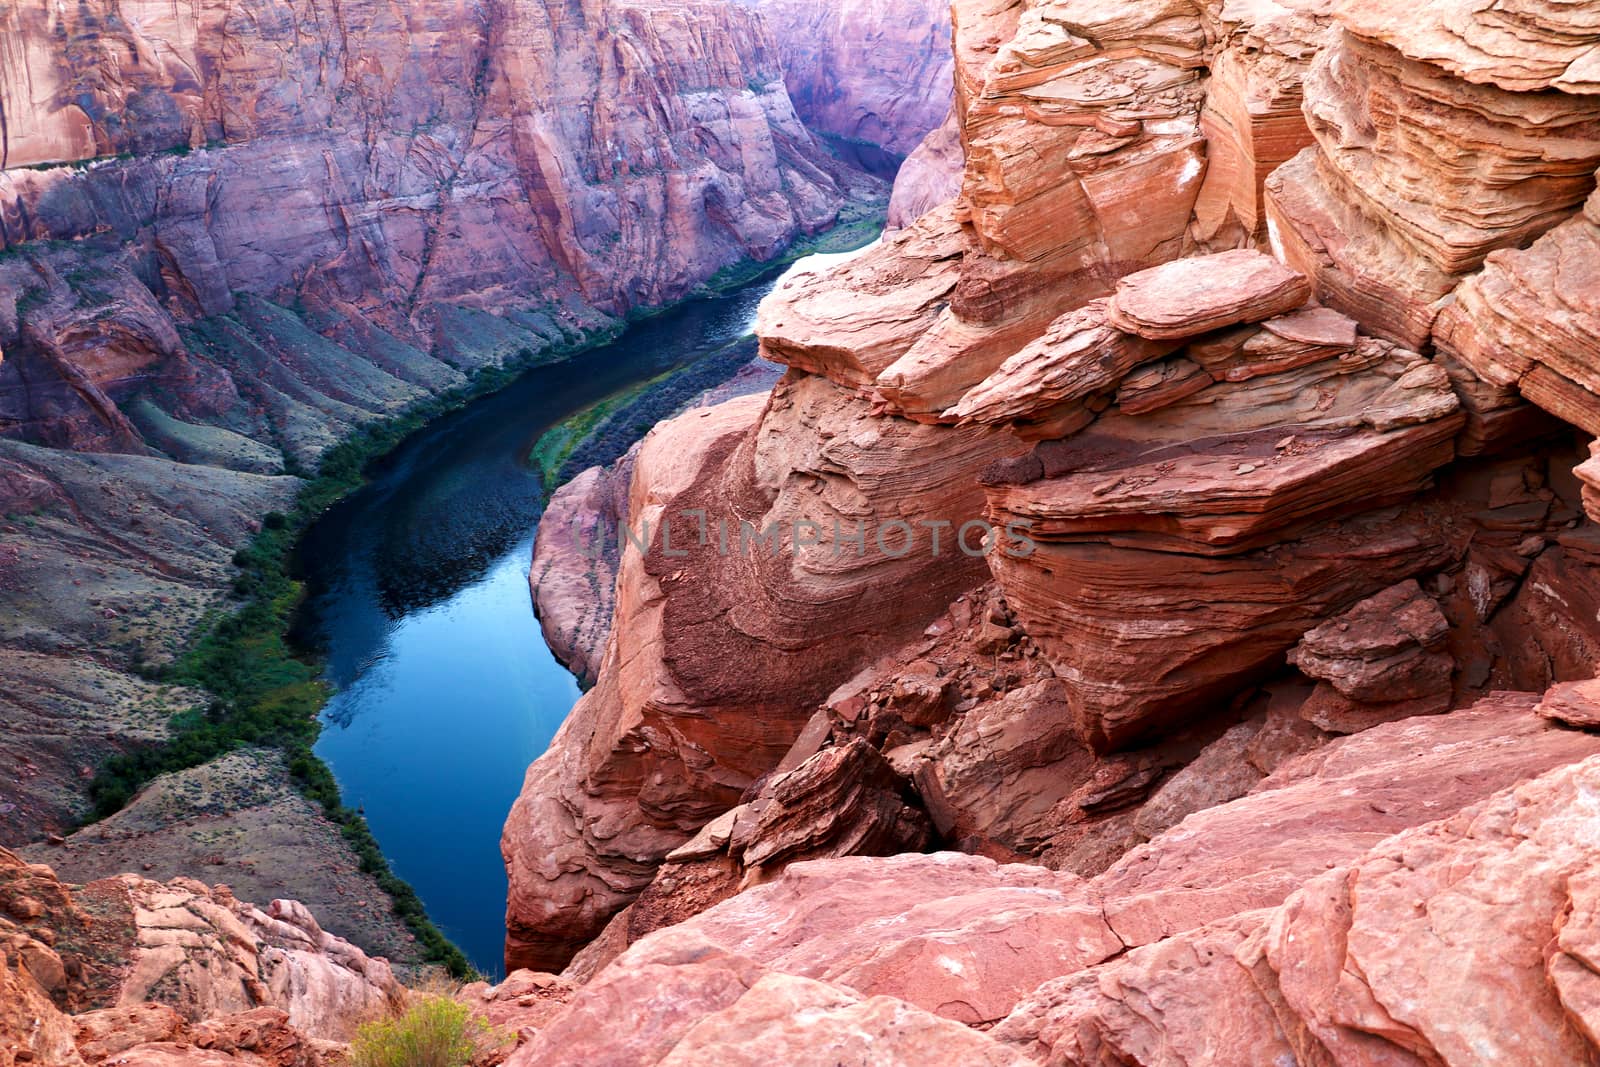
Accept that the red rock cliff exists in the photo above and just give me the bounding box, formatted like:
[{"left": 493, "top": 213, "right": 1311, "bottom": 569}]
[
  {"left": 740, "top": 0, "right": 956, "bottom": 158},
  {"left": 505, "top": 12, "right": 1600, "bottom": 1055}
]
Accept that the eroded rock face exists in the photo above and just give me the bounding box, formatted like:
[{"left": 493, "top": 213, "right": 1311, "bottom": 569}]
[
  {"left": 742, "top": 0, "right": 955, "bottom": 157},
  {"left": 0, "top": 847, "right": 398, "bottom": 1064},
  {"left": 998, "top": 747, "right": 1600, "bottom": 1066},
  {"left": 887, "top": 108, "right": 965, "bottom": 227},
  {"left": 1265, "top": 12, "right": 1600, "bottom": 350},
  {"left": 1287, "top": 579, "right": 1456, "bottom": 731},
  {"left": 1436, "top": 183, "right": 1600, "bottom": 435},
  {"left": 504, "top": 379, "right": 1015, "bottom": 970},
  {"left": 506, "top": 0, "right": 1600, "bottom": 1007},
  {"left": 962, "top": 256, "right": 1467, "bottom": 748},
  {"left": 0, "top": 0, "right": 879, "bottom": 456},
  {"left": 488, "top": 686, "right": 1600, "bottom": 1065},
  {"left": 0, "top": 0, "right": 857, "bottom": 314}
]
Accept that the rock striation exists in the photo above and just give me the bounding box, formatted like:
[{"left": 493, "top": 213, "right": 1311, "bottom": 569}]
[
  {"left": 1265, "top": 6, "right": 1600, "bottom": 351},
  {"left": 741, "top": 0, "right": 955, "bottom": 158},
  {"left": 490, "top": 688, "right": 1600, "bottom": 1065},
  {"left": 506, "top": 0, "right": 1600, "bottom": 1011},
  {"left": 963, "top": 252, "right": 1467, "bottom": 748},
  {"left": 0, "top": 846, "right": 401, "bottom": 1065}
]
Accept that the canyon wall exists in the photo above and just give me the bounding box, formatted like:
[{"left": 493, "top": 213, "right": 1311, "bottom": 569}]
[
  {"left": 510, "top": 14, "right": 1600, "bottom": 1062},
  {"left": 741, "top": 0, "right": 955, "bottom": 158},
  {"left": 0, "top": 0, "right": 915, "bottom": 854},
  {"left": 0, "top": 0, "right": 884, "bottom": 452}
]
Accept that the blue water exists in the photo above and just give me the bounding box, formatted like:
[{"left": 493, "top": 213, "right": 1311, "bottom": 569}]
[{"left": 293, "top": 275, "right": 785, "bottom": 976}]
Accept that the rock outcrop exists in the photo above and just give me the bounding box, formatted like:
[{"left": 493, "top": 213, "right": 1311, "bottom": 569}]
[
  {"left": 505, "top": 0, "right": 1600, "bottom": 1008},
  {"left": 531, "top": 458, "right": 636, "bottom": 688},
  {"left": 503, "top": 377, "right": 1017, "bottom": 970},
  {"left": 0, "top": 847, "right": 401, "bottom": 1064},
  {"left": 0, "top": 0, "right": 862, "bottom": 314},
  {"left": 1265, "top": 5, "right": 1600, "bottom": 351},
  {"left": 489, "top": 688, "right": 1600, "bottom": 1065},
  {"left": 1287, "top": 578, "right": 1456, "bottom": 731}
]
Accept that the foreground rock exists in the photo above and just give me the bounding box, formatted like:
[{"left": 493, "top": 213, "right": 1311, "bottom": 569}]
[
  {"left": 996, "top": 747, "right": 1600, "bottom": 1065},
  {"left": 0, "top": 847, "right": 402, "bottom": 1064},
  {"left": 493, "top": 686, "right": 1600, "bottom": 1064}
]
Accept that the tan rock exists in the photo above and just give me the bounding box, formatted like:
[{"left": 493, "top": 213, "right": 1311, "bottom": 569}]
[
  {"left": 1105, "top": 250, "right": 1313, "bottom": 339},
  {"left": 1535, "top": 678, "right": 1600, "bottom": 729},
  {"left": 1435, "top": 185, "right": 1600, "bottom": 435},
  {"left": 756, "top": 206, "right": 966, "bottom": 388},
  {"left": 1331, "top": 0, "right": 1600, "bottom": 95},
  {"left": 655, "top": 973, "right": 1025, "bottom": 1067}
]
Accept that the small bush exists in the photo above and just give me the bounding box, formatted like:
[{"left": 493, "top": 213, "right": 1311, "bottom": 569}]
[{"left": 349, "top": 996, "right": 499, "bottom": 1067}]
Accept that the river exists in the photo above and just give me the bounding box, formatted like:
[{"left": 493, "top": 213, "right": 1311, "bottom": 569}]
[{"left": 292, "top": 268, "right": 799, "bottom": 976}]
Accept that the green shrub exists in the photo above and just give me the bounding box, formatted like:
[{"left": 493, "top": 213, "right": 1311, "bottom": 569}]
[{"left": 349, "top": 996, "right": 500, "bottom": 1067}]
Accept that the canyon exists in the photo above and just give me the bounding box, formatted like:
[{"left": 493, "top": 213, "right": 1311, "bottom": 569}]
[
  {"left": 0, "top": 0, "right": 949, "bottom": 1017},
  {"left": 4, "top": 0, "right": 1600, "bottom": 1062},
  {"left": 501, "top": 0, "right": 1600, "bottom": 1061}
]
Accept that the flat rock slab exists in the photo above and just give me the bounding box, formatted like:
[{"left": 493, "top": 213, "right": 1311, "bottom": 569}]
[
  {"left": 1536, "top": 678, "right": 1600, "bottom": 728},
  {"left": 1107, "top": 249, "right": 1312, "bottom": 339}
]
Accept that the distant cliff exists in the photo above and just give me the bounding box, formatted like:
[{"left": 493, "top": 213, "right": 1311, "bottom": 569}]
[
  {"left": 742, "top": 0, "right": 955, "bottom": 158},
  {"left": 0, "top": 0, "right": 905, "bottom": 921}
]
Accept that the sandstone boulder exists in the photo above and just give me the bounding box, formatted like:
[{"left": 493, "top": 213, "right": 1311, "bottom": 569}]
[{"left": 1105, "top": 250, "right": 1313, "bottom": 340}]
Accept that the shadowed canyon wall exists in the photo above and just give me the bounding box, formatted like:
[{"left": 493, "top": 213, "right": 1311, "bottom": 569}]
[{"left": 741, "top": 0, "right": 956, "bottom": 158}]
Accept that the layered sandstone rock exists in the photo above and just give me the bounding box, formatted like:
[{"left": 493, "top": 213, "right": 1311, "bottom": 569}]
[
  {"left": 0, "top": 847, "right": 399, "bottom": 1064},
  {"left": 751, "top": 0, "right": 1333, "bottom": 428},
  {"left": 504, "top": 379, "right": 1016, "bottom": 970},
  {"left": 953, "top": 253, "right": 1468, "bottom": 748},
  {"left": 1435, "top": 183, "right": 1600, "bottom": 435},
  {"left": 996, "top": 745, "right": 1600, "bottom": 1065},
  {"left": 0, "top": 849, "right": 401, "bottom": 1040},
  {"left": 489, "top": 688, "right": 1600, "bottom": 1065},
  {"left": 1265, "top": 8, "right": 1600, "bottom": 350},
  {"left": 507, "top": 0, "right": 1600, "bottom": 1000},
  {"left": 0, "top": 0, "right": 859, "bottom": 315},
  {"left": 1287, "top": 579, "right": 1456, "bottom": 731}
]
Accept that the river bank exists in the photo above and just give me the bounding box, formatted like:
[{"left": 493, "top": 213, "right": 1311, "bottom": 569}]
[{"left": 296, "top": 270, "right": 804, "bottom": 975}]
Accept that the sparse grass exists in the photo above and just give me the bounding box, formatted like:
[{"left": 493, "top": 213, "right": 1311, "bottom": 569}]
[{"left": 350, "top": 994, "right": 504, "bottom": 1067}]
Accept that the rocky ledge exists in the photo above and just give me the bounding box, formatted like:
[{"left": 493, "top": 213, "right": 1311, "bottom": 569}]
[{"left": 509, "top": 0, "right": 1600, "bottom": 1061}]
